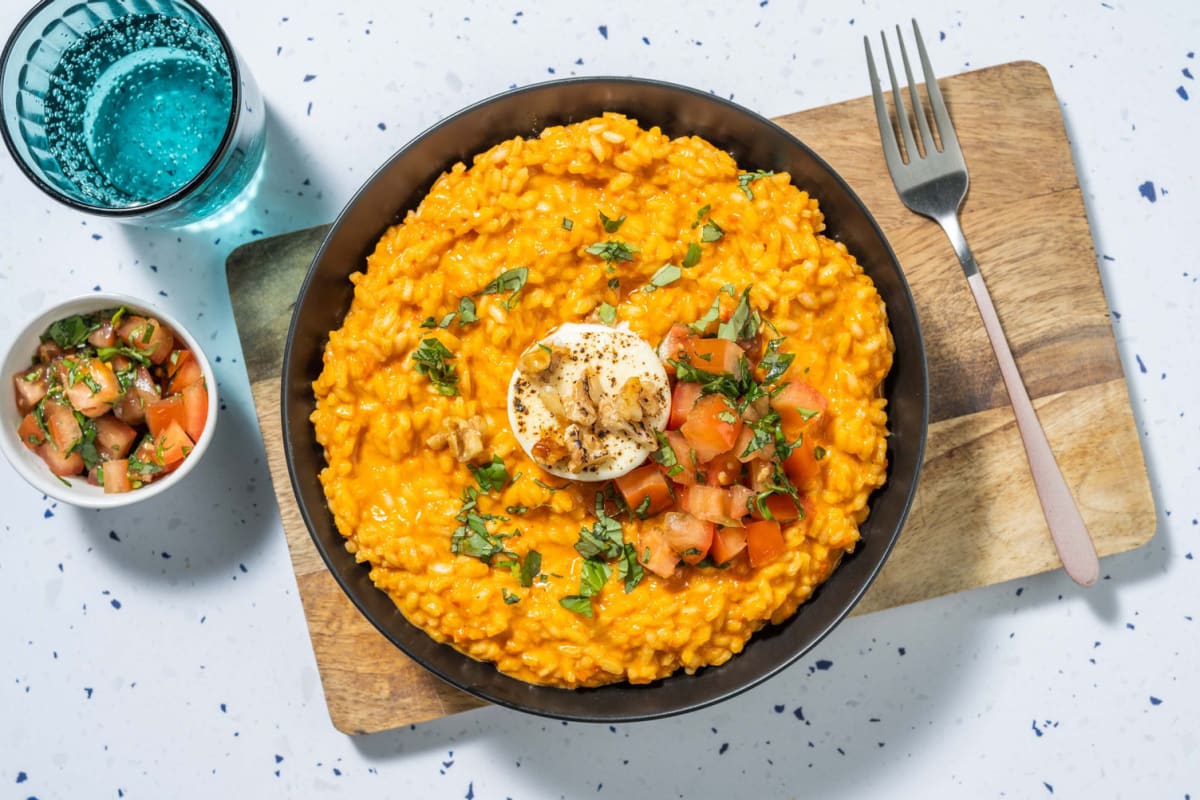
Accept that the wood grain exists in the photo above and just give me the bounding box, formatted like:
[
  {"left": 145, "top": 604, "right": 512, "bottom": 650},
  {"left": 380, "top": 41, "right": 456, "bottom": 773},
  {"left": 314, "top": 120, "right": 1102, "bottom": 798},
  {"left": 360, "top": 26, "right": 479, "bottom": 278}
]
[{"left": 225, "top": 61, "right": 1156, "bottom": 734}]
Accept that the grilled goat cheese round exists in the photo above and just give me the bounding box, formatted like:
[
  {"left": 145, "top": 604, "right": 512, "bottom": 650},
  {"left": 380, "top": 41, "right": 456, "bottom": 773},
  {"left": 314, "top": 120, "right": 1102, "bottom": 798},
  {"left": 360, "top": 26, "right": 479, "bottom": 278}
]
[{"left": 508, "top": 323, "right": 671, "bottom": 481}]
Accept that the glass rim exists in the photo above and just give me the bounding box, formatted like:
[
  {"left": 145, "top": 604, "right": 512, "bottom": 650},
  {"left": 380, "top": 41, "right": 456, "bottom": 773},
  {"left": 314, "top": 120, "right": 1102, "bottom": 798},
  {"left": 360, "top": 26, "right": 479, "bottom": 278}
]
[{"left": 0, "top": 0, "right": 246, "bottom": 218}]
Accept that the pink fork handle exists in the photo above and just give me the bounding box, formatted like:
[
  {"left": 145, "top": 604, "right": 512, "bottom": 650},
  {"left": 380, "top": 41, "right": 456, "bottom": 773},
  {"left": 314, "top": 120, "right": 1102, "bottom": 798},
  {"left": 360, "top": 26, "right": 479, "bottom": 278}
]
[{"left": 966, "top": 271, "right": 1101, "bottom": 586}]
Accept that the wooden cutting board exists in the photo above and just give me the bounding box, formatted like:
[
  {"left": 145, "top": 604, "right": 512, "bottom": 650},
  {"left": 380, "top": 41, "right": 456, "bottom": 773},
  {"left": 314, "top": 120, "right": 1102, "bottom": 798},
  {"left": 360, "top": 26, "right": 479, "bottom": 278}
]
[{"left": 226, "top": 61, "right": 1156, "bottom": 735}]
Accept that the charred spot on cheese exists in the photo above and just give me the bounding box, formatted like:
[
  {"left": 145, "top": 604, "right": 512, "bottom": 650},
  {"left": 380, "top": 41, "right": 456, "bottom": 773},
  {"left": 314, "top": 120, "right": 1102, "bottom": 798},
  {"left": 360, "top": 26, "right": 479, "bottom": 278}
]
[{"left": 507, "top": 323, "right": 671, "bottom": 481}]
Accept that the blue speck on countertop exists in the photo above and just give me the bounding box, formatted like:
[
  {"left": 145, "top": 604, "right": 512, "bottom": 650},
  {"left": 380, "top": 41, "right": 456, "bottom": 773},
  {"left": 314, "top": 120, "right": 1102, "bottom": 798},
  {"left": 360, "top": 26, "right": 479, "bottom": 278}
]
[
  {"left": 1044, "top": 782, "right": 1054, "bottom": 794},
  {"left": 1138, "top": 180, "right": 1158, "bottom": 202},
  {"left": 43, "top": 509, "right": 53, "bottom": 519},
  {"left": 815, "top": 659, "right": 833, "bottom": 670},
  {"left": 793, "top": 706, "right": 805, "bottom": 720},
  {"left": 303, "top": 74, "right": 316, "bottom": 82},
  {"left": 1178, "top": 86, "right": 1189, "bottom": 100},
  {"left": 773, "top": 704, "right": 784, "bottom": 713},
  {"left": 16, "top": 771, "right": 27, "bottom": 782},
  {"left": 465, "top": 782, "right": 474, "bottom": 799},
  {"left": 1136, "top": 355, "right": 1147, "bottom": 373},
  {"left": 110, "top": 599, "right": 121, "bottom": 609},
  {"left": 598, "top": 25, "right": 608, "bottom": 39},
  {"left": 718, "top": 742, "right": 729, "bottom": 754},
  {"left": 84, "top": 687, "right": 93, "bottom": 698},
  {"left": 1150, "top": 696, "right": 1163, "bottom": 705},
  {"left": 274, "top": 754, "right": 283, "bottom": 764}
]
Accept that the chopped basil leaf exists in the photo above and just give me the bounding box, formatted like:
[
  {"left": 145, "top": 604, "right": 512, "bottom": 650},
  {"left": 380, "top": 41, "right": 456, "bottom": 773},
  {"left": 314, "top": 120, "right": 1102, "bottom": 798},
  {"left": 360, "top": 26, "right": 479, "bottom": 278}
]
[
  {"left": 95, "top": 345, "right": 151, "bottom": 366},
  {"left": 700, "top": 219, "right": 724, "bottom": 242},
  {"left": 506, "top": 505, "right": 529, "bottom": 515},
  {"left": 533, "top": 478, "right": 568, "bottom": 493},
  {"left": 814, "top": 446, "right": 827, "bottom": 461},
  {"left": 469, "top": 455, "right": 510, "bottom": 492},
  {"left": 651, "top": 432, "right": 678, "bottom": 471},
  {"left": 560, "top": 595, "right": 594, "bottom": 617},
  {"left": 598, "top": 210, "right": 626, "bottom": 233},
  {"left": 578, "top": 558, "right": 613, "bottom": 598},
  {"left": 575, "top": 512, "right": 624, "bottom": 561},
  {"left": 737, "top": 169, "right": 775, "bottom": 200},
  {"left": 682, "top": 242, "right": 702, "bottom": 268},
  {"left": 759, "top": 337, "right": 795, "bottom": 383},
  {"left": 502, "top": 588, "right": 520, "bottom": 604},
  {"left": 645, "top": 264, "right": 682, "bottom": 291},
  {"left": 411, "top": 338, "right": 459, "bottom": 396},
  {"left": 419, "top": 317, "right": 437, "bottom": 328},
  {"left": 597, "top": 302, "right": 617, "bottom": 325},
  {"left": 480, "top": 266, "right": 530, "bottom": 309},
  {"left": 562, "top": 217, "right": 574, "bottom": 231},
  {"left": 457, "top": 296, "right": 479, "bottom": 325},
  {"left": 692, "top": 204, "right": 711, "bottom": 228},
  {"left": 633, "top": 495, "right": 652, "bottom": 519},
  {"left": 717, "top": 410, "right": 737, "bottom": 424},
  {"left": 519, "top": 550, "right": 542, "bottom": 587},
  {"left": 44, "top": 314, "right": 94, "bottom": 349},
  {"left": 607, "top": 277, "right": 620, "bottom": 289},
  {"left": 796, "top": 407, "right": 819, "bottom": 421},
  {"left": 717, "top": 286, "right": 759, "bottom": 342},
  {"left": 617, "top": 543, "right": 644, "bottom": 592},
  {"left": 584, "top": 240, "right": 639, "bottom": 263}
]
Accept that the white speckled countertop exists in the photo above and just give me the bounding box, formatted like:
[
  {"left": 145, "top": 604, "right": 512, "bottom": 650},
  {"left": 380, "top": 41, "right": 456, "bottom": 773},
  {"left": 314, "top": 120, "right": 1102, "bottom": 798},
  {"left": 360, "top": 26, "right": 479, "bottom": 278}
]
[{"left": 2, "top": 1, "right": 1196, "bottom": 797}]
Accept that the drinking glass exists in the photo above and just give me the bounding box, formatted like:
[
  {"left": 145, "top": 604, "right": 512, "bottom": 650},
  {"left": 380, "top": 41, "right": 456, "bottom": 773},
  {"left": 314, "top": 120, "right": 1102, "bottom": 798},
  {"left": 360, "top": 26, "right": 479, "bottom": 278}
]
[{"left": 1, "top": 0, "right": 265, "bottom": 227}]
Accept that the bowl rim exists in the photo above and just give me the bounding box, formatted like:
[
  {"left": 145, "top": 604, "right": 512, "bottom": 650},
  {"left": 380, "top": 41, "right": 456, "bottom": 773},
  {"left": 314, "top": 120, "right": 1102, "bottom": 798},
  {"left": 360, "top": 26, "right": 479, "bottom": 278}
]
[
  {"left": 0, "top": 291, "right": 219, "bottom": 508},
  {"left": 282, "top": 75, "right": 928, "bottom": 721}
]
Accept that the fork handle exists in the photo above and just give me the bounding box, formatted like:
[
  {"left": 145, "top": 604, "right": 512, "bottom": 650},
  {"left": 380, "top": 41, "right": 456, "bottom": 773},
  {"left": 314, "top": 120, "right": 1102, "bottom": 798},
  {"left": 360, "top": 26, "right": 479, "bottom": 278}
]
[{"left": 936, "top": 215, "right": 1100, "bottom": 586}]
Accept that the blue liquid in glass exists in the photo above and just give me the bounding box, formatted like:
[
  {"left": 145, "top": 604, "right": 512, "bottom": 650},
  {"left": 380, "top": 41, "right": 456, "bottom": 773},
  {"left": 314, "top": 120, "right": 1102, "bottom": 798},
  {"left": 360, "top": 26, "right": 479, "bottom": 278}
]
[{"left": 41, "top": 14, "right": 232, "bottom": 207}]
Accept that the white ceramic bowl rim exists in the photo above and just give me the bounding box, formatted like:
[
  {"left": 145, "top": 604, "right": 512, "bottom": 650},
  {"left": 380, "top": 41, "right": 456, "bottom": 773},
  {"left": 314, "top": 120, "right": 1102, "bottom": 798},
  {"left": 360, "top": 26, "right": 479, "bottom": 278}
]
[{"left": 0, "top": 292, "right": 219, "bottom": 509}]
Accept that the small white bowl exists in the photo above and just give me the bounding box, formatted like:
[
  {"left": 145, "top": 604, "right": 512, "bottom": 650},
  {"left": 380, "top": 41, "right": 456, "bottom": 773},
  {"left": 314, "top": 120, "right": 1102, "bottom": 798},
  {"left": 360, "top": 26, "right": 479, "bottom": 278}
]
[{"left": 0, "top": 292, "right": 219, "bottom": 508}]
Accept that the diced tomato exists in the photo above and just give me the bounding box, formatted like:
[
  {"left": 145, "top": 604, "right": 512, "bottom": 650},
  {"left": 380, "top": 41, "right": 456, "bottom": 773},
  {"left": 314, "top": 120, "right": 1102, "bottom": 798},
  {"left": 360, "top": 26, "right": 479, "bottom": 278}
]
[
  {"left": 93, "top": 415, "right": 138, "bottom": 460},
  {"left": 166, "top": 350, "right": 203, "bottom": 394},
  {"left": 145, "top": 395, "right": 187, "bottom": 439},
  {"left": 151, "top": 420, "right": 194, "bottom": 467},
  {"left": 111, "top": 365, "right": 161, "bottom": 426},
  {"left": 59, "top": 358, "right": 121, "bottom": 418},
  {"left": 680, "top": 394, "right": 742, "bottom": 463},
  {"left": 668, "top": 380, "right": 702, "bottom": 430},
  {"left": 100, "top": 459, "right": 132, "bottom": 494},
  {"left": 662, "top": 511, "right": 715, "bottom": 565},
  {"left": 734, "top": 422, "right": 773, "bottom": 463},
  {"left": 682, "top": 337, "right": 743, "bottom": 376},
  {"left": 680, "top": 484, "right": 736, "bottom": 526},
  {"left": 661, "top": 430, "right": 698, "bottom": 485},
  {"left": 745, "top": 519, "right": 786, "bottom": 567},
  {"left": 637, "top": 523, "right": 680, "bottom": 578},
  {"left": 750, "top": 492, "right": 803, "bottom": 522},
  {"left": 727, "top": 484, "right": 755, "bottom": 520},
  {"left": 657, "top": 324, "right": 694, "bottom": 376},
  {"left": 181, "top": 379, "right": 209, "bottom": 442},
  {"left": 87, "top": 319, "right": 116, "bottom": 349},
  {"left": 17, "top": 413, "right": 46, "bottom": 451},
  {"left": 783, "top": 440, "right": 823, "bottom": 490},
  {"left": 38, "top": 441, "right": 84, "bottom": 479},
  {"left": 709, "top": 527, "right": 748, "bottom": 566},
  {"left": 704, "top": 450, "right": 743, "bottom": 486},
  {"left": 615, "top": 465, "right": 674, "bottom": 518},
  {"left": 117, "top": 315, "right": 174, "bottom": 364},
  {"left": 771, "top": 379, "right": 829, "bottom": 438},
  {"left": 38, "top": 442, "right": 84, "bottom": 476},
  {"left": 43, "top": 398, "right": 81, "bottom": 453},
  {"left": 13, "top": 366, "right": 49, "bottom": 415}
]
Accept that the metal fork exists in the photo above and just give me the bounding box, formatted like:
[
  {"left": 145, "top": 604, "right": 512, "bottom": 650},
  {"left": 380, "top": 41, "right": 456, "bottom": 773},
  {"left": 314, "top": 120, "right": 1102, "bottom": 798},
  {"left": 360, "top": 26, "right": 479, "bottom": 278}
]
[{"left": 866, "top": 20, "right": 1100, "bottom": 587}]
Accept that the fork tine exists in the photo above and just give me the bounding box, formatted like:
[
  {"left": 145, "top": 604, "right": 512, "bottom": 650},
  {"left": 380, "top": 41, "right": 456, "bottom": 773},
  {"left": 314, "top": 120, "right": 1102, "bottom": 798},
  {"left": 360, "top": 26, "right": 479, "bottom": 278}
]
[
  {"left": 895, "top": 25, "right": 936, "bottom": 156},
  {"left": 911, "top": 18, "right": 960, "bottom": 151},
  {"left": 879, "top": 32, "right": 918, "bottom": 163},
  {"left": 864, "top": 36, "right": 904, "bottom": 172}
]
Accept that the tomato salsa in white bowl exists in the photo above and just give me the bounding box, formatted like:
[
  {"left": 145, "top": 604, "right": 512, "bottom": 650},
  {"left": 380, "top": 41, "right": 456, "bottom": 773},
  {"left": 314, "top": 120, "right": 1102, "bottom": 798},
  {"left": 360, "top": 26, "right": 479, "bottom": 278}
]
[{"left": 0, "top": 293, "right": 218, "bottom": 508}]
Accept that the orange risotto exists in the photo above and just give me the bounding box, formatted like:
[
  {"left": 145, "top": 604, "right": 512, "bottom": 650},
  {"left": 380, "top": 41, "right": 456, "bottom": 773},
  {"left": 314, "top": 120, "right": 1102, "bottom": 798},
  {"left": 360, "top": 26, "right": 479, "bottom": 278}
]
[{"left": 311, "top": 113, "right": 893, "bottom": 687}]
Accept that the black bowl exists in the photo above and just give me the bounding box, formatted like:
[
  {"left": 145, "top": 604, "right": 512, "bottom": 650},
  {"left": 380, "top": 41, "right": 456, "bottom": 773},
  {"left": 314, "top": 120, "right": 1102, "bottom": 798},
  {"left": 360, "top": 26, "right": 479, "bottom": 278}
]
[{"left": 282, "top": 77, "right": 928, "bottom": 722}]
